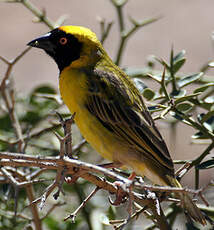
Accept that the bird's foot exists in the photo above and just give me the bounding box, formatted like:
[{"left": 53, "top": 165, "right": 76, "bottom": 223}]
[
  {"left": 108, "top": 172, "right": 136, "bottom": 208},
  {"left": 109, "top": 181, "right": 127, "bottom": 205}
]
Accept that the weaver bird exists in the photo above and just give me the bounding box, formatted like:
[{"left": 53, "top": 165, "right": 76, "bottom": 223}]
[{"left": 28, "top": 25, "right": 206, "bottom": 225}]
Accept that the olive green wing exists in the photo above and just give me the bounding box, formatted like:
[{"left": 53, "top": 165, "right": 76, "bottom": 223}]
[{"left": 85, "top": 67, "right": 174, "bottom": 174}]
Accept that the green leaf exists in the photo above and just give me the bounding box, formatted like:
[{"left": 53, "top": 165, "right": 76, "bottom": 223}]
[
  {"left": 170, "top": 89, "right": 186, "bottom": 98},
  {"left": 172, "top": 50, "right": 186, "bottom": 73},
  {"left": 208, "top": 61, "right": 214, "bottom": 67},
  {"left": 0, "top": 139, "right": 9, "bottom": 151},
  {"left": 200, "top": 111, "right": 214, "bottom": 123},
  {"left": 173, "top": 50, "right": 186, "bottom": 62},
  {"left": 142, "top": 88, "right": 155, "bottom": 101},
  {"left": 171, "top": 111, "right": 192, "bottom": 126},
  {"left": 30, "top": 85, "right": 56, "bottom": 106},
  {"left": 197, "top": 102, "right": 214, "bottom": 111},
  {"left": 176, "top": 102, "right": 193, "bottom": 112},
  {"left": 21, "top": 111, "right": 42, "bottom": 125},
  {"left": 154, "top": 57, "right": 170, "bottom": 70},
  {"left": 44, "top": 216, "right": 80, "bottom": 230},
  {"left": 173, "top": 58, "right": 186, "bottom": 74},
  {"left": 185, "top": 222, "right": 201, "bottom": 230},
  {"left": 192, "top": 131, "right": 209, "bottom": 139},
  {"left": 177, "top": 72, "right": 203, "bottom": 88},
  {"left": 34, "top": 93, "right": 62, "bottom": 104},
  {"left": 124, "top": 67, "right": 148, "bottom": 77},
  {"left": 200, "top": 62, "right": 210, "bottom": 73},
  {"left": 203, "top": 115, "right": 214, "bottom": 132},
  {"left": 170, "top": 47, "right": 174, "bottom": 71},
  {"left": 0, "top": 114, "right": 12, "bottom": 131},
  {"left": 193, "top": 83, "right": 214, "bottom": 93},
  {"left": 31, "top": 85, "right": 56, "bottom": 94},
  {"left": 148, "top": 106, "right": 163, "bottom": 112},
  {"left": 196, "top": 159, "right": 214, "bottom": 170},
  {"left": 171, "top": 111, "right": 184, "bottom": 122},
  {"left": 174, "top": 92, "right": 201, "bottom": 104},
  {"left": 132, "top": 78, "right": 147, "bottom": 94},
  {"left": 204, "top": 96, "right": 214, "bottom": 104},
  {"left": 197, "top": 113, "right": 204, "bottom": 123},
  {"left": 107, "top": 206, "right": 116, "bottom": 221},
  {"left": 44, "top": 217, "right": 59, "bottom": 230}
]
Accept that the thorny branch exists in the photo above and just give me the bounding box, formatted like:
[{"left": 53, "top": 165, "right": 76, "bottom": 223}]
[
  {"left": 110, "top": 0, "right": 160, "bottom": 65},
  {"left": 0, "top": 150, "right": 212, "bottom": 229},
  {"left": 0, "top": 46, "right": 43, "bottom": 229},
  {"left": 64, "top": 186, "right": 100, "bottom": 222},
  {"left": 0, "top": 2, "right": 72, "bottom": 228}
]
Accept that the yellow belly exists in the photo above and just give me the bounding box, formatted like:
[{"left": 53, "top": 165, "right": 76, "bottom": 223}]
[{"left": 59, "top": 68, "right": 124, "bottom": 162}]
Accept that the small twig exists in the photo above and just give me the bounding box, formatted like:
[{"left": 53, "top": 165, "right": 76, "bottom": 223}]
[
  {"left": 114, "top": 216, "right": 130, "bottom": 230},
  {"left": 1, "top": 167, "right": 19, "bottom": 185},
  {"left": 172, "top": 109, "right": 214, "bottom": 140},
  {"left": 64, "top": 186, "right": 100, "bottom": 222},
  {"left": 169, "top": 47, "right": 178, "bottom": 93},
  {"left": 53, "top": 168, "right": 66, "bottom": 200},
  {"left": 191, "top": 142, "right": 214, "bottom": 167},
  {"left": 193, "top": 181, "right": 212, "bottom": 207},
  {"left": 0, "top": 151, "right": 207, "bottom": 197},
  {"left": 26, "top": 184, "right": 42, "bottom": 230},
  {"left": 37, "top": 181, "right": 58, "bottom": 210},
  {"left": 56, "top": 112, "right": 76, "bottom": 158},
  {"left": 149, "top": 199, "right": 171, "bottom": 230},
  {"left": 41, "top": 202, "right": 66, "bottom": 220},
  {"left": 161, "top": 66, "right": 171, "bottom": 102},
  {"left": 0, "top": 49, "right": 31, "bottom": 152},
  {"left": 98, "top": 18, "right": 114, "bottom": 44},
  {"left": 110, "top": 203, "right": 148, "bottom": 229},
  {"left": 63, "top": 114, "right": 75, "bottom": 158},
  {"left": 195, "top": 167, "right": 200, "bottom": 190},
  {"left": 0, "top": 47, "right": 31, "bottom": 90},
  {"left": 26, "top": 168, "right": 48, "bottom": 180},
  {"left": 112, "top": 4, "right": 159, "bottom": 66},
  {"left": 0, "top": 167, "right": 42, "bottom": 230},
  {"left": 0, "top": 150, "right": 211, "bottom": 224},
  {"left": 54, "top": 131, "right": 67, "bottom": 159},
  {"left": 17, "top": 0, "right": 54, "bottom": 29},
  {"left": 0, "top": 210, "right": 31, "bottom": 221},
  {"left": 175, "top": 162, "right": 191, "bottom": 178},
  {"left": 198, "top": 191, "right": 209, "bottom": 207},
  {"left": 72, "top": 138, "right": 87, "bottom": 153}
]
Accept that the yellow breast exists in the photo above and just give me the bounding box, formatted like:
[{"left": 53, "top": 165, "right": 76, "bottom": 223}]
[{"left": 59, "top": 68, "right": 123, "bottom": 161}]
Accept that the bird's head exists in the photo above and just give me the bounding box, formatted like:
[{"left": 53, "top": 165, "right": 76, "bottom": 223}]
[{"left": 28, "top": 25, "right": 103, "bottom": 72}]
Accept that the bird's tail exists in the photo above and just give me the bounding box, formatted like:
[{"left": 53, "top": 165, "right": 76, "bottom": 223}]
[{"left": 169, "top": 177, "right": 206, "bottom": 225}]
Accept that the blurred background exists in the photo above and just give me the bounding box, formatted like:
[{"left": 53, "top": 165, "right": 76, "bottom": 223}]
[
  {"left": 1, "top": 1, "right": 214, "bottom": 229},
  {"left": 1, "top": 0, "right": 214, "bottom": 189}
]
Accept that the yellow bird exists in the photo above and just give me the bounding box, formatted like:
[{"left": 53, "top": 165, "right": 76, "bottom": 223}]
[{"left": 28, "top": 25, "right": 205, "bottom": 225}]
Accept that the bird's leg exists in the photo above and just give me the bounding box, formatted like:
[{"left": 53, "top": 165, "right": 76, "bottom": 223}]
[
  {"left": 109, "top": 185, "right": 127, "bottom": 206},
  {"left": 98, "top": 162, "right": 126, "bottom": 205},
  {"left": 99, "top": 162, "right": 136, "bottom": 209},
  {"left": 109, "top": 172, "right": 137, "bottom": 208},
  {"left": 128, "top": 172, "right": 136, "bottom": 180}
]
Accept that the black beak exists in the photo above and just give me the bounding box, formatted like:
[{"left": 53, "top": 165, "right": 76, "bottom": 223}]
[{"left": 27, "top": 32, "right": 55, "bottom": 53}]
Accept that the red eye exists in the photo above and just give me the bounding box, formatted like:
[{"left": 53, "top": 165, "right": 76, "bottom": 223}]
[{"left": 59, "top": 37, "right": 67, "bottom": 45}]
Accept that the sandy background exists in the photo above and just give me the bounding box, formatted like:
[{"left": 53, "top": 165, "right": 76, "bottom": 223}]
[{"left": 1, "top": 0, "right": 214, "bottom": 187}]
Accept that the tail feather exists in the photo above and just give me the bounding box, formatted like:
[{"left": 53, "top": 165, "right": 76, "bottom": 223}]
[
  {"left": 169, "top": 177, "right": 206, "bottom": 225},
  {"left": 180, "top": 192, "right": 206, "bottom": 225}
]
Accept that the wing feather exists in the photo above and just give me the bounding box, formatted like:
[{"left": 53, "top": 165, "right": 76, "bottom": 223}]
[{"left": 84, "top": 66, "right": 174, "bottom": 174}]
